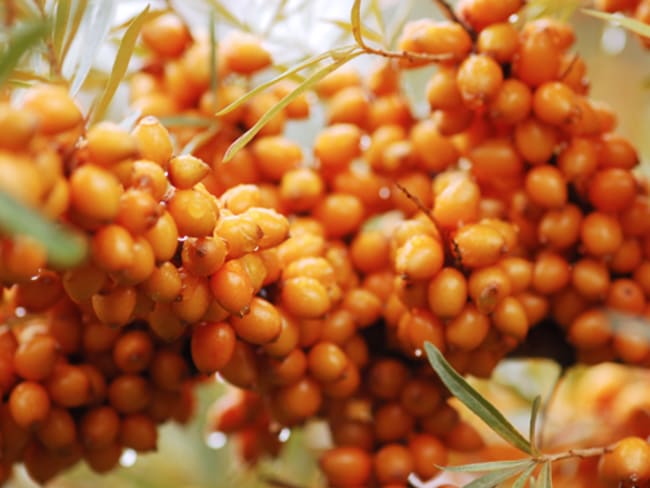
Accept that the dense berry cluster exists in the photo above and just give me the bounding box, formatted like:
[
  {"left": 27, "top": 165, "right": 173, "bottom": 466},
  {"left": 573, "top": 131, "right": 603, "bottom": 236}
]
[{"left": 0, "top": 1, "right": 649, "bottom": 486}]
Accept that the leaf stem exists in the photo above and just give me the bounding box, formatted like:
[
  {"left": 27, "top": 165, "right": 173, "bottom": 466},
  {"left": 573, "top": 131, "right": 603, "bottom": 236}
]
[
  {"left": 535, "top": 445, "right": 613, "bottom": 463},
  {"left": 430, "top": 0, "right": 477, "bottom": 40}
]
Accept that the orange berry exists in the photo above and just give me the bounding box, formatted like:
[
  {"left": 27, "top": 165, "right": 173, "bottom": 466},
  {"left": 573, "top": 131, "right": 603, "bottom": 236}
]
[
  {"left": 320, "top": 447, "right": 372, "bottom": 488},
  {"left": 581, "top": 212, "right": 623, "bottom": 257},
  {"left": 428, "top": 267, "right": 467, "bottom": 319},
  {"left": 70, "top": 165, "right": 123, "bottom": 223},
  {"left": 221, "top": 31, "right": 271, "bottom": 74},
  {"left": 446, "top": 303, "right": 491, "bottom": 350},
  {"left": 9, "top": 381, "right": 51, "bottom": 429},
  {"left": 453, "top": 223, "right": 506, "bottom": 268},
  {"left": 456, "top": 54, "right": 504, "bottom": 108},
  {"left": 231, "top": 297, "right": 282, "bottom": 345},
  {"left": 395, "top": 234, "right": 444, "bottom": 281}
]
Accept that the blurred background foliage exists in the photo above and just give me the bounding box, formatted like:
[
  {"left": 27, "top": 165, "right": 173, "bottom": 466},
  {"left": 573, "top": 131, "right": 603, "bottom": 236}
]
[{"left": 2, "top": 0, "right": 650, "bottom": 486}]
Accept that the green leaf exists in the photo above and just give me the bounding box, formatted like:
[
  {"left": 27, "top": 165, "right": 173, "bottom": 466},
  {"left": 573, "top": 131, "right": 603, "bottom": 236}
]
[
  {"left": 69, "top": 0, "right": 115, "bottom": 95},
  {"left": 89, "top": 4, "right": 150, "bottom": 124},
  {"left": 530, "top": 395, "right": 542, "bottom": 454},
  {"left": 60, "top": 0, "right": 88, "bottom": 64},
  {"left": 424, "top": 342, "right": 534, "bottom": 455},
  {"left": 0, "top": 192, "right": 87, "bottom": 269},
  {"left": 323, "top": 18, "right": 384, "bottom": 44},
  {"left": 582, "top": 8, "right": 650, "bottom": 37},
  {"left": 0, "top": 20, "right": 49, "bottom": 87},
  {"left": 223, "top": 50, "right": 362, "bottom": 162},
  {"left": 214, "top": 44, "right": 358, "bottom": 116},
  {"left": 52, "top": 0, "right": 71, "bottom": 60},
  {"left": 441, "top": 459, "right": 534, "bottom": 473},
  {"left": 539, "top": 461, "right": 553, "bottom": 488},
  {"left": 512, "top": 462, "right": 538, "bottom": 488},
  {"left": 464, "top": 464, "right": 535, "bottom": 488}
]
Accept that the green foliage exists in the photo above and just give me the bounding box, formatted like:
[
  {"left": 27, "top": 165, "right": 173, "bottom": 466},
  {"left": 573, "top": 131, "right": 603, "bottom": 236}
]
[{"left": 0, "top": 19, "right": 49, "bottom": 87}]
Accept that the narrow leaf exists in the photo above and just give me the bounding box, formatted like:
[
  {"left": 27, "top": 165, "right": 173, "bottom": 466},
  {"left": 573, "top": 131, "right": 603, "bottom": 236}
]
[
  {"left": 181, "top": 125, "right": 220, "bottom": 156},
  {"left": 0, "top": 20, "right": 49, "bottom": 87},
  {"left": 214, "top": 45, "right": 358, "bottom": 116},
  {"left": 350, "top": 0, "right": 365, "bottom": 47},
  {"left": 539, "top": 461, "right": 552, "bottom": 488},
  {"left": 208, "top": 10, "right": 218, "bottom": 98},
  {"left": 90, "top": 4, "right": 150, "bottom": 124},
  {"left": 441, "top": 459, "right": 533, "bottom": 473},
  {"left": 323, "top": 18, "right": 384, "bottom": 44},
  {"left": 530, "top": 395, "right": 542, "bottom": 454},
  {"left": 369, "top": 0, "right": 386, "bottom": 41},
  {"left": 202, "top": 0, "right": 249, "bottom": 32},
  {"left": 52, "top": 0, "right": 71, "bottom": 58},
  {"left": 583, "top": 8, "right": 650, "bottom": 37},
  {"left": 60, "top": 0, "right": 87, "bottom": 63},
  {"left": 424, "top": 342, "right": 533, "bottom": 455},
  {"left": 69, "top": 0, "right": 115, "bottom": 95},
  {"left": 464, "top": 464, "right": 534, "bottom": 488},
  {"left": 512, "top": 462, "right": 538, "bottom": 488},
  {"left": 0, "top": 192, "right": 87, "bottom": 269},
  {"left": 223, "top": 51, "right": 362, "bottom": 162}
]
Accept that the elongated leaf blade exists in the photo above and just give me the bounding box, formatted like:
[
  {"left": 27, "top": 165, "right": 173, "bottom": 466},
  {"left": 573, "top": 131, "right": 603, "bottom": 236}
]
[
  {"left": 424, "top": 342, "right": 533, "bottom": 455},
  {"left": 0, "top": 20, "right": 49, "bottom": 87},
  {"left": 223, "top": 51, "right": 362, "bottom": 162},
  {"left": 52, "top": 0, "right": 71, "bottom": 59},
  {"left": 369, "top": 0, "right": 386, "bottom": 41},
  {"left": 323, "top": 18, "right": 384, "bottom": 44},
  {"left": 209, "top": 10, "right": 218, "bottom": 97},
  {"left": 512, "top": 462, "right": 538, "bottom": 488},
  {"left": 69, "top": 0, "right": 115, "bottom": 95},
  {"left": 60, "top": 0, "right": 88, "bottom": 63},
  {"left": 214, "top": 45, "right": 358, "bottom": 116},
  {"left": 583, "top": 8, "right": 650, "bottom": 37},
  {"left": 530, "top": 395, "right": 542, "bottom": 454},
  {"left": 203, "top": 0, "right": 249, "bottom": 31},
  {"left": 90, "top": 5, "right": 150, "bottom": 124},
  {"left": 350, "top": 0, "right": 364, "bottom": 47},
  {"left": 539, "top": 461, "right": 552, "bottom": 488},
  {"left": 464, "top": 464, "right": 534, "bottom": 488},
  {"left": 441, "top": 459, "right": 533, "bottom": 473},
  {"left": 0, "top": 192, "right": 87, "bottom": 269}
]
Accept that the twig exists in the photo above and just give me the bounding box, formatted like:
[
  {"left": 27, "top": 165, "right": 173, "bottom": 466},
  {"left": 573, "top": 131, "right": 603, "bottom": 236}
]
[
  {"left": 260, "top": 475, "right": 307, "bottom": 488},
  {"left": 537, "top": 368, "right": 563, "bottom": 450},
  {"left": 431, "top": 0, "right": 477, "bottom": 41},
  {"left": 535, "top": 444, "right": 614, "bottom": 463}
]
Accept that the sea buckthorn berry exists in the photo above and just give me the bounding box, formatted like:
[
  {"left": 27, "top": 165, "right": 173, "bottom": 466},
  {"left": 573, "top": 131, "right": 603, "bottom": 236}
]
[
  {"left": 331, "top": 420, "right": 374, "bottom": 450},
  {"left": 281, "top": 277, "right": 331, "bottom": 319},
  {"left": 14, "top": 270, "right": 64, "bottom": 312},
  {"left": 275, "top": 377, "right": 322, "bottom": 422},
  {"left": 374, "top": 402, "right": 415, "bottom": 443},
  {"left": 14, "top": 334, "right": 59, "bottom": 381},
  {"left": 610, "top": 238, "right": 642, "bottom": 274},
  {"left": 341, "top": 288, "right": 382, "bottom": 328},
  {"left": 272, "top": 80, "right": 310, "bottom": 118},
  {"left": 477, "top": 22, "right": 519, "bottom": 62},
  {"left": 9, "top": 381, "right": 50, "bottom": 429},
  {"left": 181, "top": 237, "right": 226, "bottom": 277},
  {"left": 280, "top": 168, "right": 324, "bottom": 212},
  {"left": 0, "top": 103, "right": 37, "bottom": 150},
  {"left": 21, "top": 84, "right": 82, "bottom": 134},
  {"left": 327, "top": 86, "right": 370, "bottom": 127},
  {"left": 532, "top": 251, "right": 571, "bottom": 295},
  {"left": 569, "top": 309, "right": 612, "bottom": 349},
  {"left": 141, "top": 12, "right": 190, "bottom": 57},
  {"left": 409, "top": 434, "right": 448, "bottom": 481},
  {"left": 410, "top": 119, "right": 459, "bottom": 172},
  {"left": 588, "top": 168, "right": 636, "bottom": 213},
  {"left": 320, "top": 447, "right": 372, "bottom": 487},
  {"left": 397, "top": 20, "right": 472, "bottom": 65},
  {"left": 168, "top": 154, "right": 210, "bottom": 190},
  {"left": 513, "top": 29, "right": 562, "bottom": 88},
  {"left": 131, "top": 116, "right": 173, "bottom": 168},
  {"left": 92, "top": 286, "right": 137, "bottom": 327},
  {"left": 516, "top": 291, "right": 550, "bottom": 327},
  {"left": 307, "top": 341, "right": 348, "bottom": 383},
  {"left": 140, "top": 261, "right": 182, "bottom": 302},
  {"left": 210, "top": 259, "right": 254, "bottom": 316},
  {"left": 251, "top": 136, "right": 302, "bottom": 182},
  {"left": 492, "top": 296, "right": 529, "bottom": 340},
  {"left": 150, "top": 349, "right": 189, "bottom": 392},
  {"left": 321, "top": 361, "right": 359, "bottom": 397},
  {"left": 171, "top": 272, "right": 211, "bottom": 323},
  {"left": 219, "top": 184, "right": 261, "bottom": 214},
  {"left": 488, "top": 78, "right": 533, "bottom": 126},
  {"left": 444, "top": 421, "right": 485, "bottom": 451},
  {"left": 36, "top": 406, "right": 76, "bottom": 452},
  {"left": 167, "top": 188, "right": 218, "bottom": 238},
  {"left": 112, "top": 330, "right": 154, "bottom": 374},
  {"left": 401, "top": 378, "right": 441, "bottom": 418},
  {"left": 115, "top": 188, "right": 161, "bottom": 235},
  {"left": 633, "top": 261, "right": 650, "bottom": 297},
  {"left": 395, "top": 234, "right": 444, "bottom": 281},
  {"left": 119, "top": 414, "right": 157, "bottom": 452},
  {"left": 243, "top": 92, "right": 286, "bottom": 136},
  {"left": 82, "top": 320, "right": 120, "bottom": 354},
  {"left": 131, "top": 159, "right": 168, "bottom": 200},
  {"left": 392, "top": 171, "right": 433, "bottom": 216},
  {"left": 514, "top": 118, "right": 558, "bottom": 165},
  {"left": 0, "top": 235, "right": 46, "bottom": 282},
  {"left": 432, "top": 107, "right": 475, "bottom": 136},
  {"left": 538, "top": 204, "right": 583, "bottom": 249},
  {"left": 368, "top": 59, "right": 400, "bottom": 96},
  {"left": 143, "top": 210, "right": 179, "bottom": 263},
  {"left": 349, "top": 230, "right": 390, "bottom": 274},
  {"left": 84, "top": 443, "right": 122, "bottom": 474},
  {"left": 320, "top": 308, "right": 356, "bottom": 345},
  {"left": 598, "top": 436, "right": 650, "bottom": 488},
  {"left": 86, "top": 122, "right": 137, "bottom": 166},
  {"left": 621, "top": 196, "right": 650, "bottom": 237},
  {"left": 91, "top": 225, "right": 134, "bottom": 272},
  {"left": 242, "top": 207, "right": 290, "bottom": 249},
  {"left": 581, "top": 212, "right": 624, "bottom": 257},
  {"left": 108, "top": 374, "right": 152, "bottom": 414},
  {"left": 456, "top": 54, "right": 503, "bottom": 108},
  {"left": 525, "top": 165, "right": 567, "bottom": 209},
  {"left": 469, "top": 266, "right": 512, "bottom": 314},
  {"left": 399, "top": 308, "right": 446, "bottom": 352},
  {"left": 428, "top": 267, "right": 467, "bottom": 319},
  {"left": 453, "top": 223, "right": 506, "bottom": 268},
  {"left": 267, "top": 349, "right": 307, "bottom": 386},
  {"left": 367, "top": 358, "right": 409, "bottom": 400},
  {"left": 426, "top": 67, "right": 463, "bottom": 110},
  {"left": 313, "top": 193, "right": 364, "bottom": 239},
  {"left": 607, "top": 279, "right": 645, "bottom": 315},
  {"left": 70, "top": 165, "right": 123, "bottom": 222},
  {"left": 446, "top": 303, "right": 491, "bottom": 350},
  {"left": 47, "top": 363, "right": 91, "bottom": 408},
  {"left": 432, "top": 173, "right": 480, "bottom": 229},
  {"left": 215, "top": 213, "right": 262, "bottom": 258},
  {"left": 314, "top": 124, "right": 361, "bottom": 174},
  {"left": 374, "top": 443, "right": 415, "bottom": 485},
  {"left": 221, "top": 31, "right": 271, "bottom": 74},
  {"left": 599, "top": 133, "right": 639, "bottom": 170},
  {"left": 457, "top": 0, "right": 523, "bottom": 30},
  {"left": 533, "top": 82, "right": 578, "bottom": 127},
  {"left": 316, "top": 66, "right": 361, "bottom": 98},
  {"left": 263, "top": 310, "right": 300, "bottom": 357},
  {"left": 114, "top": 236, "right": 155, "bottom": 286},
  {"left": 469, "top": 138, "right": 524, "bottom": 184},
  {"left": 498, "top": 257, "right": 532, "bottom": 294},
  {"left": 231, "top": 297, "right": 282, "bottom": 345}
]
